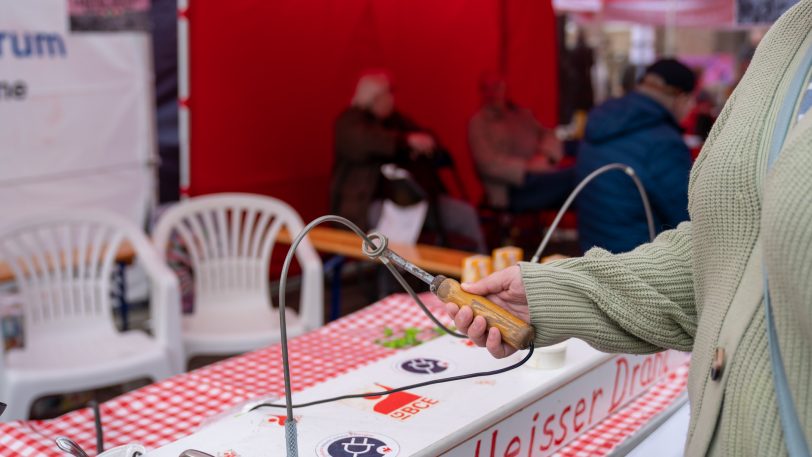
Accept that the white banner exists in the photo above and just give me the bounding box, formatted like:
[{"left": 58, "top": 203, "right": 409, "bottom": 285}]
[{"left": 0, "top": 0, "right": 155, "bottom": 227}]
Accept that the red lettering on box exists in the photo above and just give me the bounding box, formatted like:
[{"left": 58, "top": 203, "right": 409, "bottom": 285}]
[
  {"left": 527, "top": 413, "right": 539, "bottom": 457},
  {"left": 412, "top": 401, "right": 431, "bottom": 409},
  {"left": 590, "top": 388, "right": 603, "bottom": 423},
  {"left": 656, "top": 351, "right": 669, "bottom": 374},
  {"left": 642, "top": 356, "right": 653, "bottom": 386},
  {"left": 539, "top": 414, "right": 555, "bottom": 451},
  {"left": 389, "top": 410, "right": 408, "bottom": 420},
  {"left": 631, "top": 363, "right": 641, "bottom": 395},
  {"left": 555, "top": 406, "right": 571, "bottom": 446},
  {"left": 610, "top": 358, "right": 629, "bottom": 412},
  {"left": 504, "top": 436, "right": 521, "bottom": 457},
  {"left": 574, "top": 399, "right": 587, "bottom": 432},
  {"left": 401, "top": 406, "right": 420, "bottom": 415}
]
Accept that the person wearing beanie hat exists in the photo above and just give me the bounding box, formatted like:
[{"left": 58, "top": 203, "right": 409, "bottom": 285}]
[
  {"left": 645, "top": 58, "right": 698, "bottom": 94},
  {"left": 573, "top": 57, "right": 697, "bottom": 254}
]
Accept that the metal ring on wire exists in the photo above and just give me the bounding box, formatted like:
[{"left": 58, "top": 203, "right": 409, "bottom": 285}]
[{"left": 361, "top": 231, "right": 388, "bottom": 259}]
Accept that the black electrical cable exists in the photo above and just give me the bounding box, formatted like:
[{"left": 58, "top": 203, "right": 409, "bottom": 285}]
[{"left": 250, "top": 342, "right": 533, "bottom": 411}]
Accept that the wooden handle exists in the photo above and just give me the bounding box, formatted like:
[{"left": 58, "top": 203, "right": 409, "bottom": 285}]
[{"left": 432, "top": 277, "right": 534, "bottom": 350}]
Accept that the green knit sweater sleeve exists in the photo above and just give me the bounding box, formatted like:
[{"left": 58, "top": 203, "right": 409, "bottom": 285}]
[{"left": 520, "top": 221, "right": 696, "bottom": 354}]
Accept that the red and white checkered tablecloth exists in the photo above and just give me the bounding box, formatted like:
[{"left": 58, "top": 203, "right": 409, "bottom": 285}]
[{"left": 0, "top": 293, "right": 689, "bottom": 456}]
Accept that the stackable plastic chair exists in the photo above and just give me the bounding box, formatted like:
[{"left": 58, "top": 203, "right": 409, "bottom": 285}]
[
  {"left": 0, "top": 211, "right": 183, "bottom": 421},
  {"left": 152, "top": 193, "right": 323, "bottom": 363}
]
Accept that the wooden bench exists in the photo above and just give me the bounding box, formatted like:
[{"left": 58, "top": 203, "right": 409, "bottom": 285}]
[
  {"left": 277, "top": 226, "right": 475, "bottom": 321},
  {"left": 0, "top": 243, "right": 138, "bottom": 328},
  {"left": 277, "top": 226, "right": 470, "bottom": 278},
  {"left": 0, "top": 243, "right": 137, "bottom": 283},
  {"left": 0, "top": 227, "right": 474, "bottom": 324},
  {"left": 0, "top": 228, "right": 470, "bottom": 283}
]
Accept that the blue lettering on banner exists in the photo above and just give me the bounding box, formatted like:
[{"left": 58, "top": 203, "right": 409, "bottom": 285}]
[
  {"left": 0, "top": 81, "right": 26, "bottom": 100},
  {"left": 0, "top": 31, "right": 67, "bottom": 59}
]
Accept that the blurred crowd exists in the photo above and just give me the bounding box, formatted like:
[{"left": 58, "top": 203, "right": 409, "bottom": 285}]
[{"left": 330, "top": 55, "right": 727, "bottom": 257}]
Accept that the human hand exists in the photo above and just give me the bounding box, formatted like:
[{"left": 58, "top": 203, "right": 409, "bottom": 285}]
[
  {"left": 444, "top": 265, "right": 530, "bottom": 358},
  {"left": 407, "top": 132, "right": 436, "bottom": 157},
  {"left": 526, "top": 154, "right": 553, "bottom": 173},
  {"left": 538, "top": 131, "right": 563, "bottom": 163}
]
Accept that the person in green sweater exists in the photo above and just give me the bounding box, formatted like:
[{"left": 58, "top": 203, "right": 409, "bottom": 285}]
[{"left": 445, "top": 2, "right": 812, "bottom": 455}]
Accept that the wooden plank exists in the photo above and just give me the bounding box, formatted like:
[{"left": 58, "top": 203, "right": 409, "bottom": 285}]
[
  {"left": 0, "top": 227, "right": 470, "bottom": 283},
  {"left": 0, "top": 242, "right": 136, "bottom": 282},
  {"left": 278, "top": 226, "right": 468, "bottom": 278},
  {"left": 0, "top": 262, "right": 12, "bottom": 283}
]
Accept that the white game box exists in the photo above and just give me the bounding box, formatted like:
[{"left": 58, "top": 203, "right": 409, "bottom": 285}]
[{"left": 148, "top": 336, "right": 688, "bottom": 456}]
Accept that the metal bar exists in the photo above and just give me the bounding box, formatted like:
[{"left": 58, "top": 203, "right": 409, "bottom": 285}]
[
  {"left": 383, "top": 250, "right": 434, "bottom": 286},
  {"left": 178, "top": 0, "right": 191, "bottom": 197}
]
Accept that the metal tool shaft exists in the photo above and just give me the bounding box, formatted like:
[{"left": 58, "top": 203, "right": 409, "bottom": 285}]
[
  {"left": 382, "top": 249, "right": 435, "bottom": 285},
  {"left": 383, "top": 247, "right": 534, "bottom": 350}
]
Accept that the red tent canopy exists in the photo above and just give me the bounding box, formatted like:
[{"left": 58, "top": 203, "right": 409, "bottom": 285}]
[{"left": 182, "top": 0, "right": 558, "bottom": 220}]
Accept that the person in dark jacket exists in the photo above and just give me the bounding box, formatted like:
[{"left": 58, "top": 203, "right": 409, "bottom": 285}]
[
  {"left": 576, "top": 59, "right": 695, "bottom": 253},
  {"left": 330, "top": 70, "right": 485, "bottom": 251},
  {"left": 330, "top": 71, "right": 430, "bottom": 230}
]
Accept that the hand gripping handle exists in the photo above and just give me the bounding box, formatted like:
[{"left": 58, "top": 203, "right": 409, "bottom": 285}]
[{"left": 431, "top": 276, "right": 534, "bottom": 350}]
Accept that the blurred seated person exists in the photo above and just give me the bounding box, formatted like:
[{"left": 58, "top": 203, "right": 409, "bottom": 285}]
[
  {"left": 681, "top": 90, "right": 717, "bottom": 160},
  {"left": 469, "top": 73, "right": 575, "bottom": 212},
  {"left": 330, "top": 70, "right": 485, "bottom": 252},
  {"left": 576, "top": 58, "right": 695, "bottom": 254},
  {"left": 683, "top": 90, "right": 716, "bottom": 140}
]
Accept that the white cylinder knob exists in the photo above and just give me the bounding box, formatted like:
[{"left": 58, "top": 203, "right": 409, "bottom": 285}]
[{"left": 527, "top": 341, "right": 568, "bottom": 369}]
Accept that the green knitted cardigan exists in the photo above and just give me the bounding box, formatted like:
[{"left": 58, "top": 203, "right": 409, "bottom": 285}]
[{"left": 519, "top": 2, "right": 812, "bottom": 455}]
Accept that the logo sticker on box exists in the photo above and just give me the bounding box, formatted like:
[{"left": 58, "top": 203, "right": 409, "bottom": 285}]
[
  {"left": 341, "top": 383, "right": 440, "bottom": 421},
  {"left": 396, "top": 357, "right": 450, "bottom": 375},
  {"left": 316, "top": 432, "right": 400, "bottom": 457}
]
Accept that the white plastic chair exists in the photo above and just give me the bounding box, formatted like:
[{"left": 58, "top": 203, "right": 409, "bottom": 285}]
[
  {"left": 152, "top": 193, "right": 323, "bottom": 363},
  {"left": 0, "top": 211, "right": 183, "bottom": 421}
]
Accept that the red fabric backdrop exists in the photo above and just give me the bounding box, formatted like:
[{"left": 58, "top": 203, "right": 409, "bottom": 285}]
[{"left": 187, "top": 0, "right": 557, "bottom": 221}]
